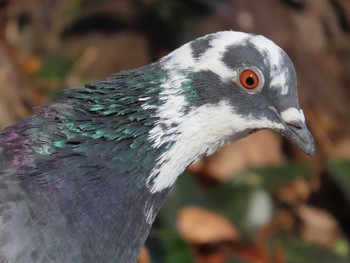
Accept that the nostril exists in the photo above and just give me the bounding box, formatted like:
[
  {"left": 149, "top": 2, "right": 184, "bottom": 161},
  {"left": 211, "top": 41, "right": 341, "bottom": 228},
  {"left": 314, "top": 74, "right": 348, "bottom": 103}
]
[{"left": 287, "top": 122, "right": 303, "bottom": 129}]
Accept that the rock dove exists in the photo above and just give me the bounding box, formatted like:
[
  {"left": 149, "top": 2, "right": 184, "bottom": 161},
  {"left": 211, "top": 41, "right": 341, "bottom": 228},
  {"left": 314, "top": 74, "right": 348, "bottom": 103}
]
[{"left": 0, "top": 31, "right": 314, "bottom": 263}]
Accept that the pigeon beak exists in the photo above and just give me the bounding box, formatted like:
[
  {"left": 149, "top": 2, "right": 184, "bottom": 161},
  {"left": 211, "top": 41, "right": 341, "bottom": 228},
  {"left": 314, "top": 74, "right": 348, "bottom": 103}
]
[
  {"left": 269, "top": 106, "right": 315, "bottom": 156},
  {"left": 281, "top": 120, "right": 315, "bottom": 156}
]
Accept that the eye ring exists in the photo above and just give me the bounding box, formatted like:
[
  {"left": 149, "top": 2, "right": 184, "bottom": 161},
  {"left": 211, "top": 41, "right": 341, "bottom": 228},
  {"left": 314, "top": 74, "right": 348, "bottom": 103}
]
[{"left": 238, "top": 68, "right": 264, "bottom": 92}]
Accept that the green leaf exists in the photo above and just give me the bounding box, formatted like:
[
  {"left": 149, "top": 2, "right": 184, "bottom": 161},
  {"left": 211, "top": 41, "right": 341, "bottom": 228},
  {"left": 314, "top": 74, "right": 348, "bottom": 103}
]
[
  {"left": 146, "top": 230, "right": 193, "bottom": 263},
  {"left": 163, "top": 237, "right": 193, "bottom": 263},
  {"left": 284, "top": 239, "right": 349, "bottom": 263},
  {"left": 327, "top": 160, "right": 350, "bottom": 203},
  {"left": 227, "top": 258, "right": 248, "bottom": 263},
  {"left": 37, "top": 52, "right": 75, "bottom": 80},
  {"left": 236, "top": 162, "right": 311, "bottom": 191},
  {"left": 161, "top": 231, "right": 193, "bottom": 263},
  {"left": 332, "top": 239, "right": 350, "bottom": 258}
]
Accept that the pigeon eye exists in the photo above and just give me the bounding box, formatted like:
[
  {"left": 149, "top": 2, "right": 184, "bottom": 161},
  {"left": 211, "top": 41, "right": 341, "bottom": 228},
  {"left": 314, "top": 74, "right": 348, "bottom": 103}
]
[{"left": 239, "top": 69, "right": 260, "bottom": 90}]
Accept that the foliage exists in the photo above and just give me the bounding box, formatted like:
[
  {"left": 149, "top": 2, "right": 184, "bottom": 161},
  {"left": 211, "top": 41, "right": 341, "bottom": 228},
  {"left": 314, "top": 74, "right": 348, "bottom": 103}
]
[{"left": 148, "top": 162, "right": 350, "bottom": 263}]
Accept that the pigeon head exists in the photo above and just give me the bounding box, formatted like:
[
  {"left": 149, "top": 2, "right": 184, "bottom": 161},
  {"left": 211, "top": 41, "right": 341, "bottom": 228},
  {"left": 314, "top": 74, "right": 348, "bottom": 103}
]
[{"left": 146, "top": 31, "right": 314, "bottom": 192}]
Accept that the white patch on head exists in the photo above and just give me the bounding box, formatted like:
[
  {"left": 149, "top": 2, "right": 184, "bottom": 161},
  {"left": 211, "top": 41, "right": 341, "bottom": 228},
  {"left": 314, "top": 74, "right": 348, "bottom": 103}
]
[
  {"left": 143, "top": 74, "right": 188, "bottom": 147},
  {"left": 250, "top": 35, "right": 289, "bottom": 95},
  {"left": 281, "top": 107, "right": 305, "bottom": 124},
  {"left": 146, "top": 100, "right": 284, "bottom": 193},
  {"left": 252, "top": 35, "right": 282, "bottom": 67},
  {"left": 162, "top": 42, "right": 195, "bottom": 71},
  {"left": 194, "top": 31, "right": 250, "bottom": 79},
  {"left": 160, "top": 31, "right": 252, "bottom": 81}
]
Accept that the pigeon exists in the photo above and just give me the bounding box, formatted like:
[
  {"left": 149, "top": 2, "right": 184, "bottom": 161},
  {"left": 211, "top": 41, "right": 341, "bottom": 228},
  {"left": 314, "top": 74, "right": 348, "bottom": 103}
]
[{"left": 0, "top": 31, "right": 314, "bottom": 263}]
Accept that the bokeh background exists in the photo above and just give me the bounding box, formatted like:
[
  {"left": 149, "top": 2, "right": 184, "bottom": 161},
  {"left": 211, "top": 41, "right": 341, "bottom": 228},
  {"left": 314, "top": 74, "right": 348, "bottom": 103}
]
[{"left": 1, "top": 0, "right": 350, "bottom": 262}]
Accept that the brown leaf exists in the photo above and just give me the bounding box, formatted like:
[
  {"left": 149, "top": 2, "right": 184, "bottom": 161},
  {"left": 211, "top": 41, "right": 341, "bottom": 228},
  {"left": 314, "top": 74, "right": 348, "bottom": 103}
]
[
  {"left": 274, "top": 178, "right": 311, "bottom": 206},
  {"left": 177, "top": 206, "right": 240, "bottom": 244},
  {"left": 231, "top": 243, "right": 270, "bottom": 263},
  {"left": 334, "top": 137, "right": 350, "bottom": 160},
  {"left": 137, "top": 247, "right": 150, "bottom": 263},
  {"left": 272, "top": 242, "right": 286, "bottom": 263},
  {"left": 23, "top": 56, "right": 42, "bottom": 75},
  {"left": 194, "top": 244, "right": 228, "bottom": 263},
  {"left": 257, "top": 210, "right": 295, "bottom": 244},
  {"left": 297, "top": 205, "right": 341, "bottom": 246}
]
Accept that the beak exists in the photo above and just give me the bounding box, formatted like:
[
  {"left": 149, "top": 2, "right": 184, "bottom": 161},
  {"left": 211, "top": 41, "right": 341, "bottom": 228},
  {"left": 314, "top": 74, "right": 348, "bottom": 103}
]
[
  {"left": 270, "top": 107, "right": 315, "bottom": 156},
  {"left": 281, "top": 120, "right": 315, "bottom": 156}
]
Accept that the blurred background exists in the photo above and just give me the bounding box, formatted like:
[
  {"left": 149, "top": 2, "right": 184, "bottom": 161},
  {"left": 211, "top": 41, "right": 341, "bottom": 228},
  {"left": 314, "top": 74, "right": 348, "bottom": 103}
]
[{"left": 1, "top": 0, "right": 350, "bottom": 262}]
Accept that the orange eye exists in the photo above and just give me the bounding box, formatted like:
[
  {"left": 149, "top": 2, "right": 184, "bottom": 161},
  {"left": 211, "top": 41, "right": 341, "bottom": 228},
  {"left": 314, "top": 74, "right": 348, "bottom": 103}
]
[{"left": 239, "top": 69, "right": 259, "bottom": 89}]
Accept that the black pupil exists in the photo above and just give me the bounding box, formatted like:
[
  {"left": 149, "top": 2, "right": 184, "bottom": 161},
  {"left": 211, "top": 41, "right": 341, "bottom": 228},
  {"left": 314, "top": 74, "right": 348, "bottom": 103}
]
[{"left": 246, "top": 76, "right": 255, "bottom": 86}]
